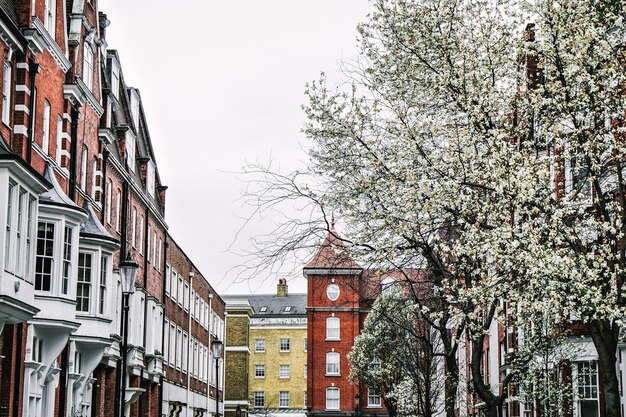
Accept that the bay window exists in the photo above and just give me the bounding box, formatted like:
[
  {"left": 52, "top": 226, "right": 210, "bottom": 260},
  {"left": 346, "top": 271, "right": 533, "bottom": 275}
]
[{"left": 35, "top": 222, "right": 55, "bottom": 291}]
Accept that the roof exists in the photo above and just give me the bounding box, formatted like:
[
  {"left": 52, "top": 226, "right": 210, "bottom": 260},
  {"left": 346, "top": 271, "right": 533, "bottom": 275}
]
[
  {"left": 0, "top": 0, "right": 19, "bottom": 29},
  {"left": 303, "top": 230, "right": 361, "bottom": 270},
  {"left": 223, "top": 293, "right": 307, "bottom": 317},
  {"left": 80, "top": 201, "right": 118, "bottom": 244},
  {"left": 39, "top": 163, "right": 83, "bottom": 211}
]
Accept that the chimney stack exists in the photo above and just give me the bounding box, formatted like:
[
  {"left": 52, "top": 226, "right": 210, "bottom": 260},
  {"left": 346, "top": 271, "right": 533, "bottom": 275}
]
[{"left": 277, "top": 278, "right": 288, "bottom": 297}]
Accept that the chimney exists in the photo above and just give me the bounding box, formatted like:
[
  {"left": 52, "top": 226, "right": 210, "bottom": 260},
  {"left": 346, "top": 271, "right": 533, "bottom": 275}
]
[{"left": 277, "top": 278, "right": 288, "bottom": 297}]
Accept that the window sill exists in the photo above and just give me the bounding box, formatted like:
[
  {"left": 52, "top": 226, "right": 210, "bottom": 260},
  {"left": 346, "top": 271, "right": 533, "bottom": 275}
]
[
  {"left": 254, "top": 376, "right": 265, "bottom": 379},
  {"left": 255, "top": 351, "right": 265, "bottom": 354},
  {"left": 279, "top": 377, "right": 290, "bottom": 380},
  {"left": 326, "top": 338, "right": 341, "bottom": 342},
  {"left": 325, "top": 373, "right": 341, "bottom": 377},
  {"left": 279, "top": 350, "right": 290, "bottom": 353},
  {"left": 367, "top": 405, "right": 383, "bottom": 409}
]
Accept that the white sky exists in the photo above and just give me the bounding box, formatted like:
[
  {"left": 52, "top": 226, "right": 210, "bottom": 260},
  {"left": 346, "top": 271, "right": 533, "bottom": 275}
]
[{"left": 103, "top": 0, "right": 373, "bottom": 295}]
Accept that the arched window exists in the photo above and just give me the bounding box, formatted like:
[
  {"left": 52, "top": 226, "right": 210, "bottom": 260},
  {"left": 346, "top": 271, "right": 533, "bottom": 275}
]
[
  {"left": 326, "top": 387, "right": 340, "bottom": 410},
  {"left": 80, "top": 146, "right": 88, "bottom": 190},
  {"left": 326, "top": 352, "right": 340, "bottom": 375},
  {"left": 83, "top": 44, "right": 94, "bottom": 90},
  {"left": 42, "top": 100, "right": 50, "bottom": 154},
  {"left": 326, "top": 317, "right": 340, "bottom": 340}
]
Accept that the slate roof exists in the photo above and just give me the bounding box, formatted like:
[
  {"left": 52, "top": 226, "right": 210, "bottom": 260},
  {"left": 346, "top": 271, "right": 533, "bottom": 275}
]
[
  {"left": 80, "top": 201, "right": 118, "bottom": 244},
  {"left": 39, "top": 163, "right": 83, "bottom": 211},
  {"left": 303, "top": 231, "right": 361, "bottom": 270},
  {"left": 0, "top": 0, "right": 19, "bottom": 29},
  {"left": 223, "top": 293, "right": 307, "bottom": 318}
]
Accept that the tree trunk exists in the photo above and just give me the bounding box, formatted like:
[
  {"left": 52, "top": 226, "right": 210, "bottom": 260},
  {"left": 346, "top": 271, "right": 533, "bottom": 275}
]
[
  {"left": 588, "top": 320, "right": 620, "bottom": 417},
  {"left": 444, "top": 349, "right": 459, "bottom": 417}
]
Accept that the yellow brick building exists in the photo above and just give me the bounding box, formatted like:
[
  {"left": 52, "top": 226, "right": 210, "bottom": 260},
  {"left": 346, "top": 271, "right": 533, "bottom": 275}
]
[{"left": 225, "top": 280, "right": 307, "bottom": 417}]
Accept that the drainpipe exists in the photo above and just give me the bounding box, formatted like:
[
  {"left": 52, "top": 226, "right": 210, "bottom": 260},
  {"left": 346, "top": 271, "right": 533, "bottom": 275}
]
[
  {"left": 26, "top": 59, "right": 38, "bottom": 164},
  {"left": 207, "top": 293, "right": 213, "bottom": 416},
  {"left": 142, "top": 209, "right": 149, "bottom": 351},
  {"left": 186, "top": 271, "right": 194, "bottom": 417},
  {"left": 68, "top": 104, "right": 80, "bottom": 201}
]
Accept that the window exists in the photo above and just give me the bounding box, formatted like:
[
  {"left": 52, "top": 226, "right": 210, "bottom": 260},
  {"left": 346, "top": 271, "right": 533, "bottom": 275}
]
[
  {"left": 253, "top": 392, "right": 264, "bottom": 408},
  {"left": 105, "top": 179, "right": 112, "bottom": 224},
  {"left": 176, "top": 328, "right": 182, "bottom": 369},
  {"left": 152, "top": 232, "right": 157, "bottom": 265},
  {"left": 115, "top": 190, "right": 121, "bottom": 232},
  {"left": 32, "top": 336, "right": 43, "bottom": 362},
  {"left": 326, "top": 317, "right": 340, "bottom": 340},
  {"left": 44, "top": 0, "right": 56, "bottom": 35},
  {"left": 254, "top": 365, "right": 265, "bottom": 378},
  {"left": 91, "top": 160, "right": 98, "bottom": 201},
  {"left": 326, "top": 387, "right": 340, "bottom": 410},
  {"left": 171, "top": 268, "right": 178, "bottom": 301},
  {"left": 5, "top": 182, "right": 13, "bottom": 268},
  {"left": 184, "top": 282, "right": 189, "bottom": 311},
  {"left": 304, "top": 365, "right": 307, "bottom": 379},
  {"left": 147, "top": 160, "right": 155, "bottom": 197},
  {"left": 255, "top": 339, "right": 265, "bottom": 353},
  {"left": 157, "top": 238, "right": 162, "bottom": 271},
  {"left": 326, "top": 352, "right": 340, "bottom": 375},
  {"left": 55, "top": 117, "right": 62, "bottom": 164},
  {"left": 126, "top": 134, "right": 135, "bottom": 172},
  {"left": 99, "top": 256, "right": 107, "bottom": 314},
  {"left": 165, "top": 263, "right": 171, "bottom": 296},
  {"left": 280, "top": 338, "right": 290, "bottom": 352},
  {"left": 42, "top": 100, "right": 50, "bottom": 154},
  {"left": 182, "top": 332, "right": 188, "bottom": 372},
  {"left": 111, "top": 64, "right": 119, "bottom": 97},
  {"left": 76, "top": 253, "right": 92, "bottom": 312},
  {"left": 259, "top": 306, "right": 267, "bottom": 312},
  {"left": 279, "top": 391, "right": 289, "bottom": 408},
  {"left": 25, "top": 197, "right": 35, "bottom": 279},
  {"left": 169, "top": 323, "right": 176, "bottom": 366},
  {"left": 368, "top": 388, "right": 381, "bottom": 407},
  {"left": 35, "top": 222, "right": 55, "bottom": 291},
  {"left": 2, "top": 60, "right": 11, "bottom": 124},
  {"left": 284, "top": 306, "right": 292, "bottom": 312},
  {"left": 138, "top": 215, "right": 144, "bottom": 254},
  {"left": 279, "top": 364, "right": 290, "bottom": 379},
  {"left": 304, "top": 338, "right": 307, "bottom": 352},
  {"left": 303, "top": 392, "right": 307, "bottom": 408},
  {"left": 371, "top": 356, "right": 381, "bottom": 368},
  {"left": 61, "top": 226, "right": 72, "bottom": 294},
  {"left": 177, "top": 275, "right": 183, "bottom": 306},
  {"left": 131, "top": 207, "right": 136, "bottom": 247},
  {"left": 577, "top": 361, "right": 599, "bottom": 417},
  {"left": 147, "top": 224, "right": 151, "bottom": 262},
  {"left": 80, "top": 146, "right": 88, "bottom": 190},
  {"left": 83, "top": 44, "right": 94, "bottom": 90}
]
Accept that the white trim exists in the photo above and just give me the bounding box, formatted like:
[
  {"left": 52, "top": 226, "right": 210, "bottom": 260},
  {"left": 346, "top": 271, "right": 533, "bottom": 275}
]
[
  {"left": 225, "top": 346, "right": 250, "bottom": 353},
  {"left": 16, "top": 85, "right": 31, "bottom": 95},
  {"left": 14, "top": 125, "right": 27, "bottom": 135},
  {"left": 16, "top": 63, "right": 29, "bottom": 70},
  {"left": 14, "top": 104, "right": 29, "bottom": 114},
  {"left": 29, "top": 17, "right": 71, "bottom": 73}
]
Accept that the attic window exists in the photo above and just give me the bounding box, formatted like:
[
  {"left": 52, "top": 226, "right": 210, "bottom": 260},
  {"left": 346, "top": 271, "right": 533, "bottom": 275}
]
[
  {"left": 130, "top": 90, "right": 140, "bottom": 131},
  {"left": 260, "top": 306, "right": 267, "bottom": 312},
  {"left": 284, "top": 306, "right": 292, "bottom": 312}
]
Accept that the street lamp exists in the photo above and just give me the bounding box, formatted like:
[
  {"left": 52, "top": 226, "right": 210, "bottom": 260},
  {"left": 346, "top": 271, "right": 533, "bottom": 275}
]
[
  {"left": 119, "top": 253, "right": 138, "bottom": 417},
  {"left": 211, "top": 339, "right": 224, "bottom": 417}
]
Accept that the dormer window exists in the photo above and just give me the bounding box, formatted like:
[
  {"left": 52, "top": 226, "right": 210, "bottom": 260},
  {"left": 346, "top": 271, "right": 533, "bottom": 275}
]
[
  {"left": 147, "top": 160, "right": 155, "bottom": 197},
  {"left": 260, "top": 306, "right": 267, "bottom": 312},
  {"left": 83, "top": 44, "right": 94, "bottom": 90},
  {"left": 284, "top": 306, "right": 292, "bottom": 312},
  {"left": 44, "top": 0, "right": 56, "bottom": 37},
  {"left": 111, "top": 64, "right": 119, "bottom": 98},
  {"left": 126, "top": 134, "right": 135, "bottom": 172},
  {"left": 130, "top": 89, "right": 140, "bottom": 131}
]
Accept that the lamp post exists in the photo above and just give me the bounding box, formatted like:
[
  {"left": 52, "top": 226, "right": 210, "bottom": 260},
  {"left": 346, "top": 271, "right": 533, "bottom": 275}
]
[
  {"left": 211, "top": 339, "right": 223, "bottom": 417},
  {"left": 119, "top": 253, "right": 138, "bottom": 417}
]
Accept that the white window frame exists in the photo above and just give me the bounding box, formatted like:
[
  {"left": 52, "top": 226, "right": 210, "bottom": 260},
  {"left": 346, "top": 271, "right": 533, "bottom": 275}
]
[
  {"left": 279, "top": 391, "right": 289, "bottom": 408},
  {"left": 254, "top": 364, "right": 265, "bottom": 379},
  {"left": 83, "top": 43, "right": 94, "bottom": 90},
  {"left": 131, "top": 207, "right": 136, "bottom": 248},
  {"left": 326, "top": 352, "right": 340, "bottom": 376},
  {"left": 253, "top": 392, "right": 264, "bottom": 408},
  {"left": 279, "top": 338, "right": 290, "bottom": 352},
  {"left": 44, "top": 0, "right": 56, "bottom": 36},
  {"left": 326, "top": 317, "right": 340, "bottom": 340},
  {"left": 367, "top": 387, "right": 381, "bottom": 408},
  {"left": 255, "top": 339, "right": 265, "bottom": 353},
  {"left": 42, "top": 100, "right": 50, "bottom": 154},
  {"left": 326, "top": 387, "right": 340, "bottom": 411},
  {"left": 2, "top": 60, "right": 11, "bottom": 125},
  {"left": 279, "top": 364, "right": 290, "bottom": 379},
  {"left": 55, "top": 116, "right": 62, "bottom": 165}
]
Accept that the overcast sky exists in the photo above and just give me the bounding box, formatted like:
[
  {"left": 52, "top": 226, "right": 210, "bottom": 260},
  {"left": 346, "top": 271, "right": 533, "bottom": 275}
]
[{"left": 103, "top": 0, "right": 372, "bottom": 295}]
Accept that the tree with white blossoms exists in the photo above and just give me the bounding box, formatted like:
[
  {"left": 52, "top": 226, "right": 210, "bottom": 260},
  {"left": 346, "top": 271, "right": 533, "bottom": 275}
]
[
  {"left": 349, "top": 287, "right": 444, "bottom": 417},
  {"left": 241, "top": 0, "right": 626, "bottom": 415}
]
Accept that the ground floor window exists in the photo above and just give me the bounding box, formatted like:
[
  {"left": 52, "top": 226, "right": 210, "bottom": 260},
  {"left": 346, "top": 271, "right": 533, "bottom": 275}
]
[
  {"left": 577, "top": 361, "right": 599, "bottom": 417},
  {"left": 254, "top": 392, "right": 264, "bottom": 408},
  {"left": 368, "top": 387, "right": 381, "bottom": 407},
  {"left": 326, "top": 387, "right": 339, "bottom": 410}
]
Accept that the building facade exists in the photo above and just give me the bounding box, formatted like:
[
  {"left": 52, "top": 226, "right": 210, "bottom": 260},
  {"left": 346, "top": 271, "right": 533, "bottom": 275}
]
[
  {"left": 0, "top": 3, "right": 226, "bottom": 417},
  {"left": 224, "top": 280, "right": 307, "bottom": 417},
  {"left": 224, "top": 299, "right": 254, "bottom": 417}
]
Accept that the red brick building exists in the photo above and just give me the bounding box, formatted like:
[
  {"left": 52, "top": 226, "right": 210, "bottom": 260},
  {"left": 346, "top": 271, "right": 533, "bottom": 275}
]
[
  {"left": 0, "top": 3, "right": 226, "bottom": 417},
  {"left": 305, "top": 231, "right": 388, "bottom": 417}
]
